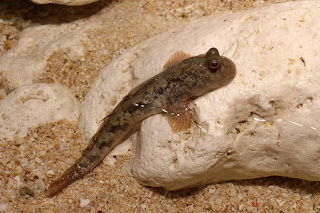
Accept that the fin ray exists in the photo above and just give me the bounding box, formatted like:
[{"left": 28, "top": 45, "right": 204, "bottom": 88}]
[
  {"left": 163, "top": 51, "right": 191, "bottom": 70},
  {"left": 164, "top": 104, "right": 195, "bottom": 133}
]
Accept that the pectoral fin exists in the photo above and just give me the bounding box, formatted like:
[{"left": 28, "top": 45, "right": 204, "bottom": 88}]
[{"left": 164, "top": 104, "right": 196, "bottom": 133}]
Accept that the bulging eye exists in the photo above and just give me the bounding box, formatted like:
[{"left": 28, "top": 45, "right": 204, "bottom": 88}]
[{"left": 210, "top": 59, "right": 220, "bottom": 69}]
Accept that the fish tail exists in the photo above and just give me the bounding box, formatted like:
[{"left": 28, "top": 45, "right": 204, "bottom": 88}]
[
  {"left": 47, "top": 163, "right": 83, "bottom": 197},
  {"left": 47, "top": 129, "right": 116, "bottom": 197},
  {"left": 47, "top": 110, "right": 134, "bottom": 197},
  {"left": 47, "top": 144, "right": 110, "bottom": 197}
]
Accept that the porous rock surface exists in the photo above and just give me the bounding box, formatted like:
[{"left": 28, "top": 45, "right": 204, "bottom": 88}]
[
  {"left": 0, "top": 21, "right": 95, "bottom": 88},
  {"left": 80, "top": 0, "right": 320, "bottom": 190},
  {"left": 30, "top": 0, "right": 99, "bottom": 6},
  {"left": 0, "top": 83, "right": 80, "bottom": 140}
]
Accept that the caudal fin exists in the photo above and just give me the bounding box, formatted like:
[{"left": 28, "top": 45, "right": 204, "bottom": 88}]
[
  {"left": 47, "top": 164, "right": 85, "bottom": 197},
  {"left": 47, "top": 118, "right": 125, "bottom": 197}
]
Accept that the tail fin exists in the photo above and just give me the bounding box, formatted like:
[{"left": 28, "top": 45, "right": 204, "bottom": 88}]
[
  {"left": 47, "top": 113, "right": 131, "bottom": 197},
  {"left": 47, "top": 163, "right": 86, "bottom": 197},
  {"left": 47, "top": 124, "right": 108, "bottom": 197}
]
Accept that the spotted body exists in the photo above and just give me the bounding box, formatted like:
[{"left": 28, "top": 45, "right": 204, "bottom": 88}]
[{"left": 47, "top": 48, "right": 236, "bottom": 197}]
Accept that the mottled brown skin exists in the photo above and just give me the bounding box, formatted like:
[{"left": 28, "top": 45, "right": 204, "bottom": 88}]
[{"left": 47, "top": 48, "right": 236, "bottom": 197}]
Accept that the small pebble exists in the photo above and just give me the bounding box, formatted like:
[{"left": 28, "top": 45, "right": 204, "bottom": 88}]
[
  {"left": 184, "top": 5, "right": 193, "bottom": 13},
  {"left": 45, "top": 170, "right": 55, "bottom": 177},
  {"left": 16, "top": 165, "right": 23, "bottom": 173},
  {"left": 80, "top": 198, "right": 90, "bottom": 207},
  {"left": 175, "top": 7, "right": 184, "bottom": 14},
  {"left": 277, "top": 198, "right": 286, "bottom": 207},
  {"left": 34, "top": 179, "right": 46, "bottom": 192},
  {"left": 229, "top": 187, "right": 237, "bottom": 197},
  {"left": 66, "top": 158, "right": 75, "bottom": 165},
  {"left": 19, "top": 186, "right": 34, "bottom": 197},
  {"left": 34, "top": 157, "right": 42, "bottom": 163},
  {"left": 19, "top": 145, "right": 28, "bottom": 151},
  {"left": 39, "top": 150, "right": 46, "bottom": 157},
  {"left": 0, "top": 203, "right": 7, "bottom": 212},
  {"left": 238, "top": 203, "right": 245, "bottom": 211},
  {"left": 14, "top": 175, "right": 21, "bottom": 182},
  {"left": 237, "top": 193, "right": 244, "bottom": 200}
]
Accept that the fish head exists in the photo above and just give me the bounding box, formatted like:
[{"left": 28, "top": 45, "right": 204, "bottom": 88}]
[
  {"left": 203, "top": 47, "right": 236, "bottom": 90},
  {"left": 183, "top": 47, "right": 236, "bottom": 99},
  {"left": 166, "top": 47, "right": 236, "bottom": 104}
]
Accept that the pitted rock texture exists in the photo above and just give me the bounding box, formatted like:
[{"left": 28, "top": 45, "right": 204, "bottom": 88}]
[{"left": 0, "top": 83, "right": 80, "bottom": 140}]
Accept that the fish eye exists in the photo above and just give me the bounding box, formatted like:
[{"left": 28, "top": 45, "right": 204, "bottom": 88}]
[
  {"left": 210, "top": 60, "right": 220, "bottom": 69},
  {"left": 205, "top": 48, "right": 221, "bottom": 71},
  {"left": 208, "top": 58, "right": 220, "bottom": 72}
]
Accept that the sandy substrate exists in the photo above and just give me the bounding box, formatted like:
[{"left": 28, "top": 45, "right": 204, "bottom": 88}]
[{"left": 2, "top": 0, "right": 320, "bottom": 212}]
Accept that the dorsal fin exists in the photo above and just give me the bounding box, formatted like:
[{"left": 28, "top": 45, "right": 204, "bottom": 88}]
[{"left": 163, "top": 51, "right": 191, "bottom": 70}]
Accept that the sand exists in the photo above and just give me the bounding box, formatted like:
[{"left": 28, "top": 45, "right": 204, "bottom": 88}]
[{"left": 2, "top": 0, "right": 320, "bottom": 212}]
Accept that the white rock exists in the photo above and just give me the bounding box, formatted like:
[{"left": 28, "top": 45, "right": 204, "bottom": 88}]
[
  {"left": 102, "top": 139, "right": 132, "bottom": 167},
  {"left": 34, "top": 179, "right": 46, "bottom": 192},
  {"left": 14, "top": 175, "right": 23, "bottom": 188},
  {"left": 79, "top": 48, "right": 134, "bottom": 141},
  {"left": 81, "top": 0, "right": 320, "bottom": 190},
  {"left": 79, "top": 198, "right": 90, "bottom": 207},
  {"left": 45, "top": 170, "right": 55, "bottom": 177},
  {"left": 0, "top": 20, "right": 98, "bottom": 88},
  {"left": 0, "top": 83, "right": 80, "bottom": 140},
  {"left": 30, "top": 0, "right": 99, "bottom": 6}
]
